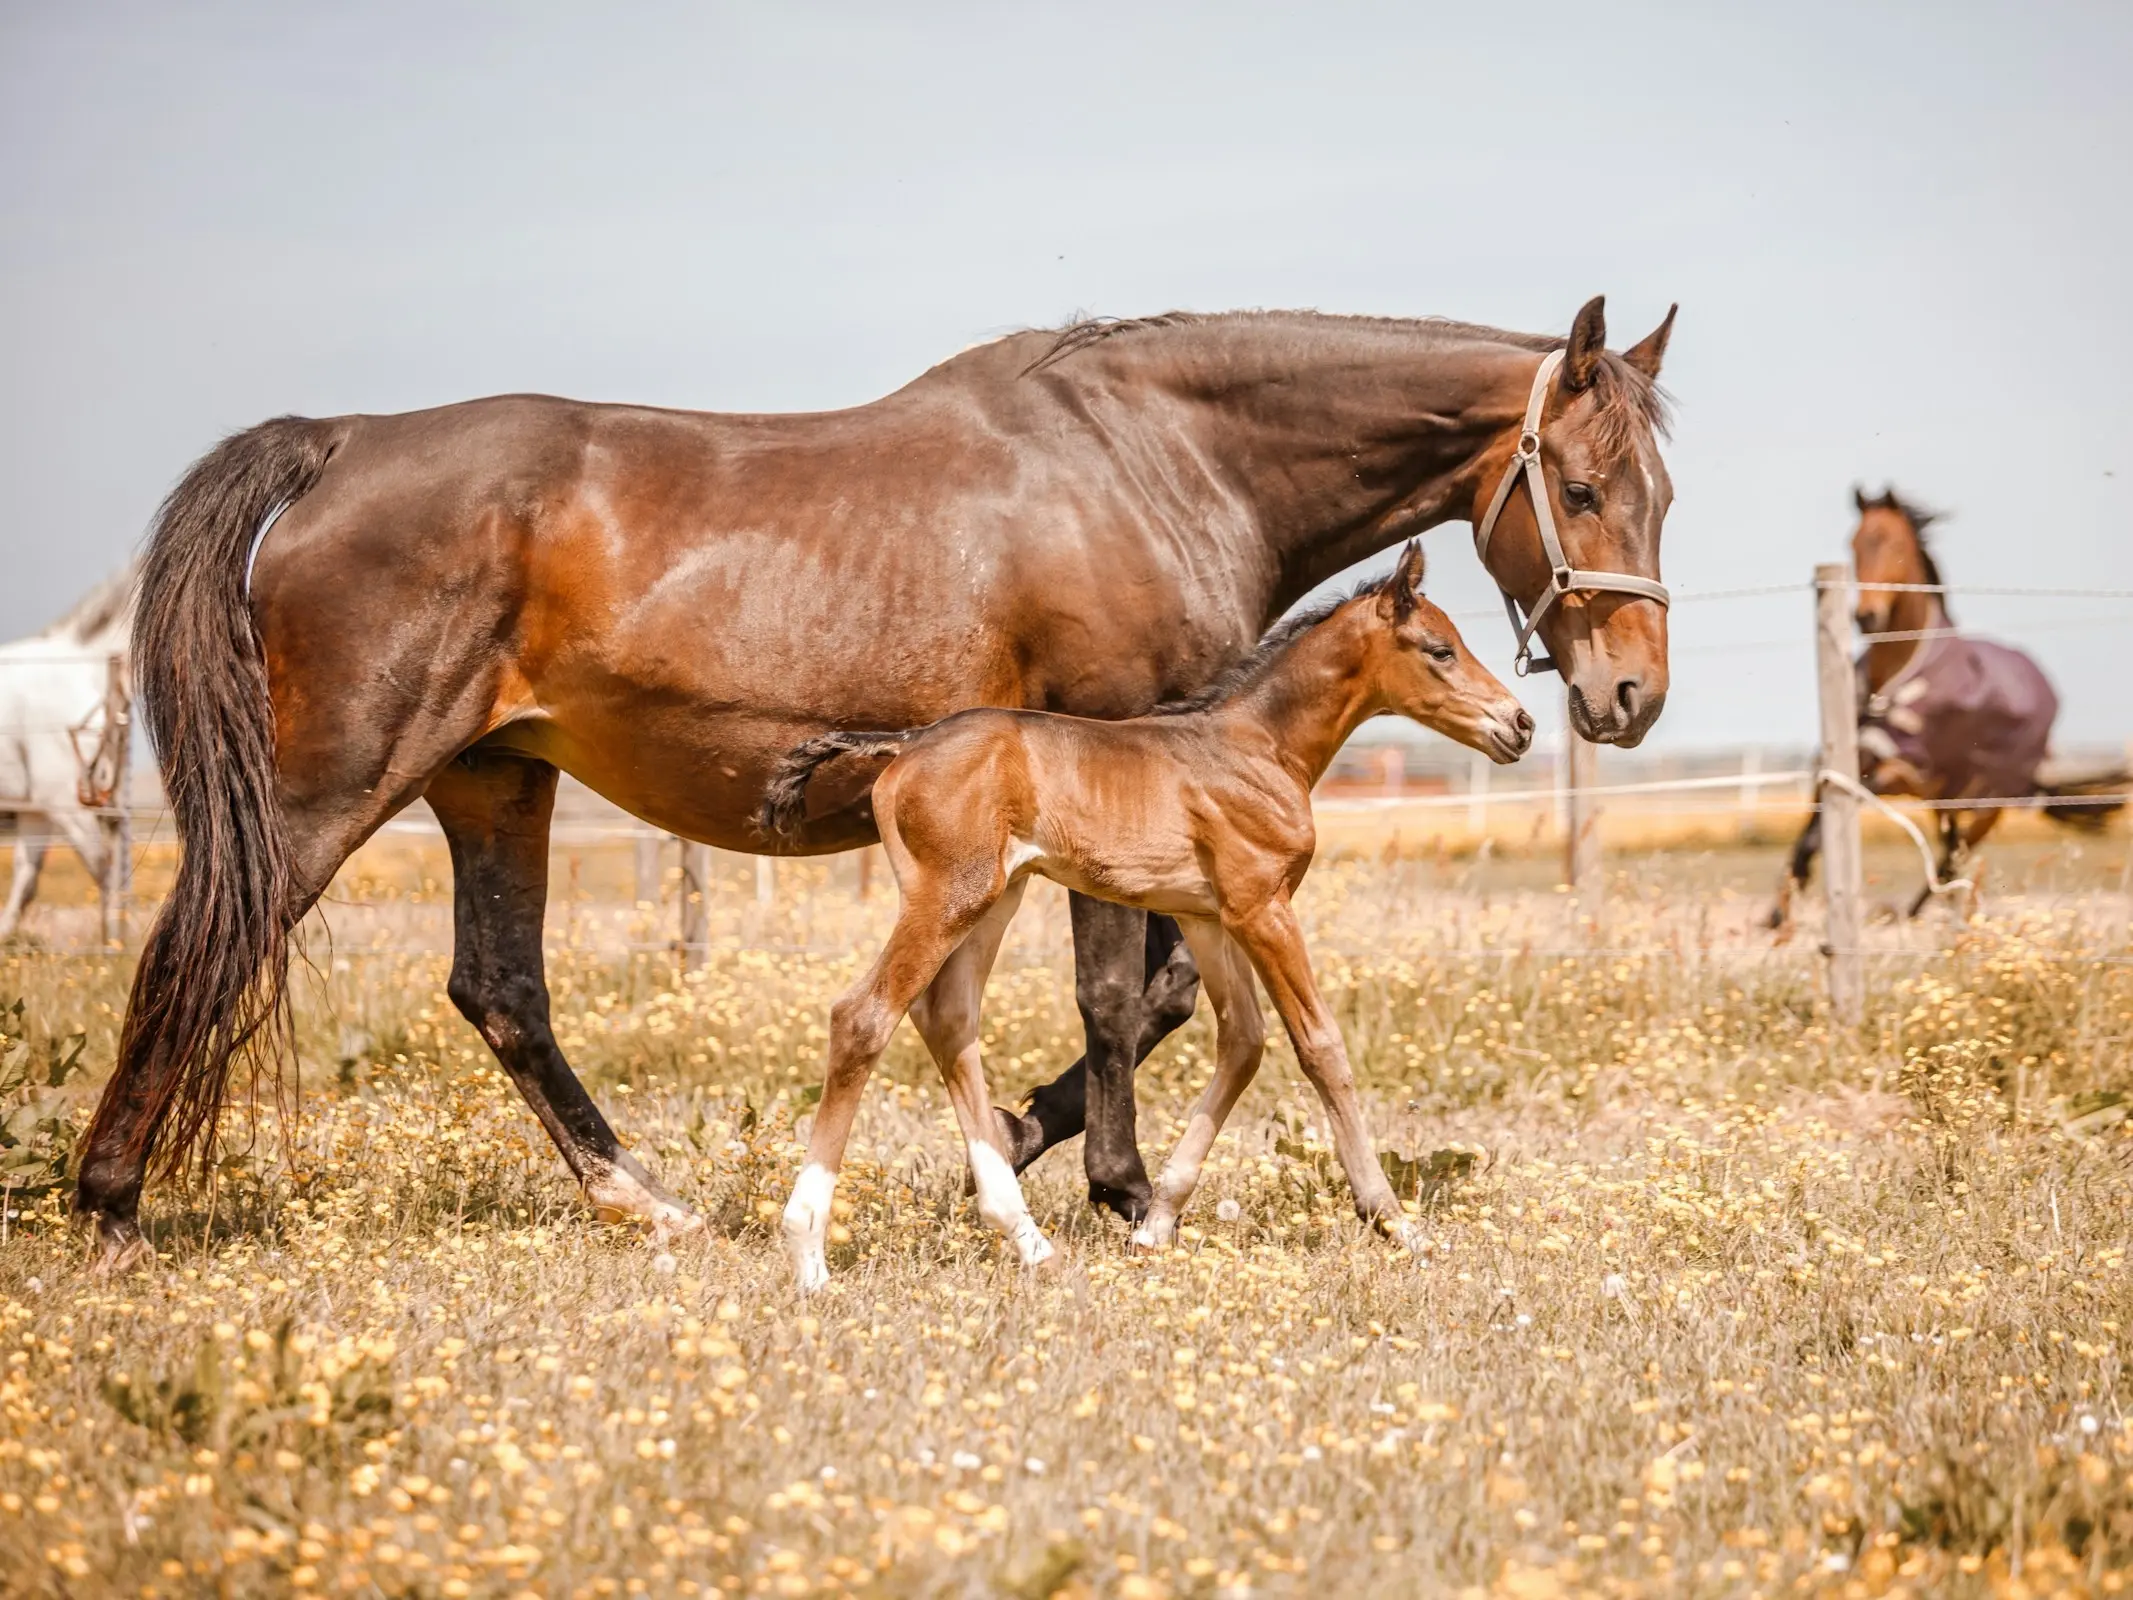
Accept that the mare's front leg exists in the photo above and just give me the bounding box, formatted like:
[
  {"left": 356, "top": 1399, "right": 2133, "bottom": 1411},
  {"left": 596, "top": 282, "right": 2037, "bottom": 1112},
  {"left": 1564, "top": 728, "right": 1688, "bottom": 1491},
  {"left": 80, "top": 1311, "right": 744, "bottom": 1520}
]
[
  {"left": 1132, "top": 920, "right": 1265, "bottom": 1251},
  {"left": 429, "top": 754, "right": 701, "bottom": 1240},
  {"left": 1230, "top": 896, "right": 1412, "bottom": 1244},
  {"left": 783, "top": 884, "right": 990, "bottom": 1290},
  {"left": 907, "top": 883, "right": 1053, "bottom": 1269},
  {"left": 1018, "top": 896, "right": 1186, "bottom": 1221}
]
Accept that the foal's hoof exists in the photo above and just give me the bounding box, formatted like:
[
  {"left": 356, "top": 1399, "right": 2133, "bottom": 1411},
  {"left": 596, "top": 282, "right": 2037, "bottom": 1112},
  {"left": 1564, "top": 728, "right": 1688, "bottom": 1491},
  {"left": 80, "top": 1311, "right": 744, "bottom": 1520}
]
[
  {"left": 1087, "top": 1178, "right": 1152, "bottom": 1224},
  {"left": 87, "top": 1218, "right": 152, "bottom": 1278},
  {"left": 587, "top": 1163, "right": 706, "bottom": 1242}
]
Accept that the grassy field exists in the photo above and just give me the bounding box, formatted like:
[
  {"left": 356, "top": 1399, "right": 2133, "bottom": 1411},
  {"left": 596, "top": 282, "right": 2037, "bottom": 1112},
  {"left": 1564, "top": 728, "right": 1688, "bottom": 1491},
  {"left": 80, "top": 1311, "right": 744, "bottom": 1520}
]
[{"left": 0, "top": 832, "right": 2128, "bottom": 1597}]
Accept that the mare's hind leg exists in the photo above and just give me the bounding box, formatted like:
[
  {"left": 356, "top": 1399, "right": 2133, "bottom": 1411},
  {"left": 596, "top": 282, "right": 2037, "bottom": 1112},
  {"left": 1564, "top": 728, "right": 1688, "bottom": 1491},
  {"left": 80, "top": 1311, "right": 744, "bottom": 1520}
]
[
  {"left": 1133, "top": 920, "right": 1266, "bottom": 1251},
  {"left": 76, "top": 788, "right": 419, "bottom": 1272},
  {"left": 907, "top": 883, "right": 1052, "bottom": 1270},
  {"left": 0, "top": 822, "right": 49, "bottom": 939},
  {"left": 427, "top": 750, "right": 698, "bottom": 1239}
]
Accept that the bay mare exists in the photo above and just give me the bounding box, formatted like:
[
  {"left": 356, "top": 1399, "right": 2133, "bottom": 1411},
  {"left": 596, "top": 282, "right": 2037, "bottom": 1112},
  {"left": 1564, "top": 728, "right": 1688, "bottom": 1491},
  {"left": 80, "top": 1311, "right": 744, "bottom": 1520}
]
[
  {"left": 1771, "top": 487, "right": 2123, "bottom": 926},
  {"left": 765, "top": 544, "right": 1532, "bottom": 1288},
  {"left": 79, "top": 298, "right": 1678, "bottom": 1269},
  {"left": 0, "top": 568, "right": 135, "bottom": 938}
]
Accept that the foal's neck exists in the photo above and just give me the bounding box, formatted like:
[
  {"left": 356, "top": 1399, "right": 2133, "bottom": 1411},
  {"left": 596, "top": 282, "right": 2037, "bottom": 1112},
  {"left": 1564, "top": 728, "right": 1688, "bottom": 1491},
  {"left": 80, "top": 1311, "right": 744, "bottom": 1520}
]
[{"left": 1217, "top": 607, "right": 1386, "bottom": 789}]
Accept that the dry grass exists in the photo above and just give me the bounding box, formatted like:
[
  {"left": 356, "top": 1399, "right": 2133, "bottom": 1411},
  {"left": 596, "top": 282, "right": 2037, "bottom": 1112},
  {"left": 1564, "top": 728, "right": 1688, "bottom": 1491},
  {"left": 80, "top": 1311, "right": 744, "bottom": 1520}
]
[{"left": 0, "top": 837, "right": 2128, "bottom": 1599}]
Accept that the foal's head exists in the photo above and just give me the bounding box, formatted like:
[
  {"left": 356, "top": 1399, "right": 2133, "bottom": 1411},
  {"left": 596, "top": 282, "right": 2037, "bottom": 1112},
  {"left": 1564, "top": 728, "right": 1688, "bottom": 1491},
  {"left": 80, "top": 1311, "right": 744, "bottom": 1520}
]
[
  {"left": 1850, "top": 486, "right": 1946, "bottom": 634},
  {"left": 1368, "top": 543, "right": 1534, "bottom": 764}
]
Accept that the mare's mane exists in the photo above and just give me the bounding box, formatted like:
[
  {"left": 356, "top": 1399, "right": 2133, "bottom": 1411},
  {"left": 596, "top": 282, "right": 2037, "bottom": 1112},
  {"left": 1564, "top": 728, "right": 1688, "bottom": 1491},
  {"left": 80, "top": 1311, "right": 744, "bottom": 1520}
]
[
  {"left": 1150, "top": 573, "right": 1399, "bottom": 717},
  {"left": 1023, "top": 309, "right": 1671, "bottom": 455}
]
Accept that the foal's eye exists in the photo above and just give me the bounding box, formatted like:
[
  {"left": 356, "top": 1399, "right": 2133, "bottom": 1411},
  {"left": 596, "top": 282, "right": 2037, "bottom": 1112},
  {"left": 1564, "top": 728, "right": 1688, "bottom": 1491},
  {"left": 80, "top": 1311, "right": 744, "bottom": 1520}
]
[
  {"left": 1563, "top": 481, "right": 1598, "bottom": 513},
  {"left": 1427, "top": 644, "right": 1457, "bottom": 664}
]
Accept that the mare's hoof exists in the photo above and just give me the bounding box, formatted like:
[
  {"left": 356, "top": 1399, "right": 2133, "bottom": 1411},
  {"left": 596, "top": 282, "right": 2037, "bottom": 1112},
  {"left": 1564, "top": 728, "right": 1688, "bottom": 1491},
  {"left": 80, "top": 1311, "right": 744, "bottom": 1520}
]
[
  {"left": 1087, "top": 1179, "right": 1151, "bottom": 1224},
  {"left": 87, "top": 1218, "right": 152, "bottom": 1278},
  {"left": 997, "top": 1106, "right": 1049, "bottom": 1176}
]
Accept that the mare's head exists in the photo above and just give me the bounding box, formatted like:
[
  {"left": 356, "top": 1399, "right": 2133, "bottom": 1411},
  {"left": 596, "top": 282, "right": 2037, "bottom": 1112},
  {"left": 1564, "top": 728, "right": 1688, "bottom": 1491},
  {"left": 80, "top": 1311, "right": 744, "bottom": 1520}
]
[
  {"left": 1370, "top": 542, "right": 1533, "bottom": 763},
  {"left": 1476, "top": 297, "right": 1676, "bottom": 747},
  {"left": 1850, "top": 486, "right": 1945, "bottom": 634}
]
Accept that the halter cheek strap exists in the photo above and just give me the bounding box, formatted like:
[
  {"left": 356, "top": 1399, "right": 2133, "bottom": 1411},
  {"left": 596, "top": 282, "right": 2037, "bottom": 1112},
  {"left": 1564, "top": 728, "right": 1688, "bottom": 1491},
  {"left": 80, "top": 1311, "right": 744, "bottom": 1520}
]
[{"left": 1472, "top": 348, "right": 1671, "bottom": 676}]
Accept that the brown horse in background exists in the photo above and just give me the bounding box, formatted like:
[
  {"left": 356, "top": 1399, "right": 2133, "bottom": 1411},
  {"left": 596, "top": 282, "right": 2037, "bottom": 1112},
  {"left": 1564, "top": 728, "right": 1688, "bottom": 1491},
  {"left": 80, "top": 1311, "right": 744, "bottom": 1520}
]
[
  {"left": 78, "top": 299, "right": 1679, "bottom": 1269},
  {"left": 765, "top": 543, "right": 1531, "bottom": 1288},
  {"left": 1772, "top": 487, "right": 2123, "bottom": 926}
]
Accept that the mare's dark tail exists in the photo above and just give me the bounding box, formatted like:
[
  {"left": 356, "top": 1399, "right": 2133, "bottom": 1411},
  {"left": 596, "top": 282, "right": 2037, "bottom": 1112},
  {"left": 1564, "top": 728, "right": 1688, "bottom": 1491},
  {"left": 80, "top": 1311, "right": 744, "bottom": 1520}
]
[
  {"left": 756, "top": 730, "right": 915, "bottom": 844},
  {"left": 84, "top": 416, "right": 342, "bottom": 1184},
  {"left": 2036, "top": 767, "right": 2131, "bottom": 832}
]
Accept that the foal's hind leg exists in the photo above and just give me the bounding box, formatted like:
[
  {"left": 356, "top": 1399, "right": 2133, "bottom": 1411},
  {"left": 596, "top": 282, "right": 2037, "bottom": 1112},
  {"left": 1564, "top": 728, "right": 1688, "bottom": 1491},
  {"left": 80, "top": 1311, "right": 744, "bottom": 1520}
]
[
  {"left": 428, "top": 751, "right": 699, "bottom": 1239},
  {"left": 783, "top": 878, "right": 997, "bottom": 1290},
  {"left": 1132, "top": 920, "right": 1265, "bottom": 1252},
  {"left": 1767, "top": 814, "right": 1823, "bottom": 933},
  {"left": 907, "top": 883, "right": 1053, "bottom": 1270}
]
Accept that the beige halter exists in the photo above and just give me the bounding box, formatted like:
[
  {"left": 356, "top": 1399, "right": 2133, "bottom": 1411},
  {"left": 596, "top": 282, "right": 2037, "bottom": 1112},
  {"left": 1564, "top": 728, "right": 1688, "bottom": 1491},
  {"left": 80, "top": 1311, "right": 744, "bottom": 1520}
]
[{"left": 1473, "top": 349, "right": 1671, "bottom": 675}]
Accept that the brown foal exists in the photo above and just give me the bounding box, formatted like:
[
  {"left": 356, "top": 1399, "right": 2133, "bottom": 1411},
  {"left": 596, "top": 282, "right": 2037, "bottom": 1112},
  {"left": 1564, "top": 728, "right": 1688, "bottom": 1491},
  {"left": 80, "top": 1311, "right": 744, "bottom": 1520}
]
[{"left": 762, "top": 544, "right": 1532, "bottom": 1288}]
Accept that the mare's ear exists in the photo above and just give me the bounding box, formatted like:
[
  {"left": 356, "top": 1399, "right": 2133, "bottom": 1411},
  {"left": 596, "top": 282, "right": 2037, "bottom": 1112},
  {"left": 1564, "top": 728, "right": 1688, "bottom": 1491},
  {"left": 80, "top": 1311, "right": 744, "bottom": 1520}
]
[
  {"left": 1622, "top": 304, "right": 1677, "bottom": 380},
  {"left": 1562, "top": 295, "right": 1607, "bottom": 391},
  {"left": 1854, "top": 485, "right": 1871, "bottom": 513},
  {"left": 1382, "top": 539, "right": 1425, "bottom": 622}
]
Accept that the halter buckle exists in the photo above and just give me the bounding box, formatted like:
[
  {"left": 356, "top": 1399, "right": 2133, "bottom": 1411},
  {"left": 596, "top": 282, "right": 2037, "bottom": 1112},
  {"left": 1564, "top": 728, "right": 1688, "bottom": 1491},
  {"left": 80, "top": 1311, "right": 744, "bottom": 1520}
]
[
  {"left": 1551, "top": 565, "right": 1575, "bottom": 593},
  {"left": 1516, "top": 428, "right": 1542, "bottom": 462}
]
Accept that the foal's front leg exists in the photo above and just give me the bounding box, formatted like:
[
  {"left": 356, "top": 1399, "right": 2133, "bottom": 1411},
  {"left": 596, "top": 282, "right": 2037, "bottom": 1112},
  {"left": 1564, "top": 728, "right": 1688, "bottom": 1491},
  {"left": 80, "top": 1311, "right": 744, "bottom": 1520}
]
[
  {"left": 1231, "top": 897, "right": 1414, "bottom": 1245},
  {"left": 1132, "top": 921, "right": 1266, "bottom": 1251}
]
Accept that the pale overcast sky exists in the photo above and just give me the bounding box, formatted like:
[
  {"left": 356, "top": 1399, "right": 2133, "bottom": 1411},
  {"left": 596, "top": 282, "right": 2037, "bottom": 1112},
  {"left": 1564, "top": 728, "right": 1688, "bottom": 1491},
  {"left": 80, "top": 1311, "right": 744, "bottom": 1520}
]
[{"left": 3, "top": 2, "right": 2128, "bottom": 751}]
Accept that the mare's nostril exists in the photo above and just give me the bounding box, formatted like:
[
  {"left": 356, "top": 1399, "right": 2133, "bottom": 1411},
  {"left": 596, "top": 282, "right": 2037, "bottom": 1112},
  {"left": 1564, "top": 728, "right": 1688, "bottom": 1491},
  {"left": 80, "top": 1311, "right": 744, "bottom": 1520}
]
[
  {"left": 1615, "top": 678, "right": 1642, "bottom": 724},
  {"left": 1513, "top": 709, "right": 1535, "bottom": 739}
]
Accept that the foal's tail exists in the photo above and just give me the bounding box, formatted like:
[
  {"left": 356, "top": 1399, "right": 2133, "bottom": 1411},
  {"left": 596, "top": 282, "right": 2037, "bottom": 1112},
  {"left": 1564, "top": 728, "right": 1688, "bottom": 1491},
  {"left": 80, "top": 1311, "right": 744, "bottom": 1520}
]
[
  {"left": 86, "top": 416, "right": 343, "bottom": 1184},
  {"left": 756, "top": 729, "right": 915, "bottom": 844},
  {"left": 2036, "top": 767, "right": 2131, "bottom": 833}
]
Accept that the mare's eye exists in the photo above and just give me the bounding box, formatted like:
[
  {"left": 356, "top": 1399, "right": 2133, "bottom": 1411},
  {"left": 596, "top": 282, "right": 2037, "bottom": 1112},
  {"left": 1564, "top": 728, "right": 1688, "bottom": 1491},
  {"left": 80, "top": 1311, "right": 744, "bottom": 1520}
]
[
  {"left": 1563, "top": 481, "right": 1597, "bottom": 513},
  {"left": 1427, "top": 644, "right": 1457, "bottom": 663}
]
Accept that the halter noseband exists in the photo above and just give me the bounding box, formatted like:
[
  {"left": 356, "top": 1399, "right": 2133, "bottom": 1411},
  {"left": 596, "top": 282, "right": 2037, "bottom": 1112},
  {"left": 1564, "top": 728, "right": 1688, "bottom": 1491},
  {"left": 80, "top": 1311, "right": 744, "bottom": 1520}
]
[{"left": 1472, "top": 348, "right": 1671, "bottom": 676}]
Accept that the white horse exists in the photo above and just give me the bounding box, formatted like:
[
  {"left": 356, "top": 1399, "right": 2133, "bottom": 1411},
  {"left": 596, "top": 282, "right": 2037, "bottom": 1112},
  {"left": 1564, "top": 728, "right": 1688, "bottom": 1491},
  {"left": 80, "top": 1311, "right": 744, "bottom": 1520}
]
[{"left": 0, "top": 567, "right": 136, "bottom": 939}]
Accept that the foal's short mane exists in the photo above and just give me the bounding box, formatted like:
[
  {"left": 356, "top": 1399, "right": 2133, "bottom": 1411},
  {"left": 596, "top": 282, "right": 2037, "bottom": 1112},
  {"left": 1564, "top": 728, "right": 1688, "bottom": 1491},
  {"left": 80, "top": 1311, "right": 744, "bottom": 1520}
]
[
  {"left": 1149, "top": 574, "right": 1397, "bottom": 717},
  {"left": 1023, "top": 309, "right": 1671, "bottom": 454}
]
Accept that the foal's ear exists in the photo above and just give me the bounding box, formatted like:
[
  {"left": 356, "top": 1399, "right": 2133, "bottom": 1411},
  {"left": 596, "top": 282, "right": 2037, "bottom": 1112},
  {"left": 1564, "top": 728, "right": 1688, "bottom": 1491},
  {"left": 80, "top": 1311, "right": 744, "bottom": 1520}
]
[
  {"left": 1382, "top": 539, "right": 1425, "bottom": 622},
  {"left": 1854, "top": 484, "right": 1871, "bottom": 513},
  {"left": 1622, "top": 303, "right": 1677, "bottom": 380},
  {"left": 1562, "top": 295, "right": 1608, "bottom": 391}
]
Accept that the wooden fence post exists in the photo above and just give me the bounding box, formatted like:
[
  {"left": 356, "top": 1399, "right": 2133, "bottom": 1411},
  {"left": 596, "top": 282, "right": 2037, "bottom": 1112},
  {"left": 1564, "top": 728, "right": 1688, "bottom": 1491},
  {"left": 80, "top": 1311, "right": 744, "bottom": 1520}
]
[
  {"left": 1814, "top": 562, "right": 1864, "bottom": 1024},
  {"left": 1466, "top": 749, "right": 1490, "bottom": 835},
  {"left": 679, "top": 839, "right": 711, "bottom": 965},
  {"left": 755, "top": 855, "right": 776, "bottom": 906},
  {"left": 633, "top": 827, "right": 662, "bottom": 909},
  {"left": 98, "top": 654, "right": 131, "bottom": 948},
  {"left": 1564, "top": 691, "right": 1602, "bottom": 904}
]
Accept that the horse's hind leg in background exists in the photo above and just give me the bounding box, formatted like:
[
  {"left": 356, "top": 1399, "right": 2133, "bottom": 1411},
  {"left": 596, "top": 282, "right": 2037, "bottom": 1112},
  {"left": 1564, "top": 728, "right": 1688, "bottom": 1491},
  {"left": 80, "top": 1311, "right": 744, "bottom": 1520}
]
[
  {"left": 1000, "top": 896, "right": 1200, "bottom": 1219},
  {"left": 0, "top": 816, "right": 50, "bottom": 939},
  {"left": 1909, "top": 807, "right": 1998, "bottom": 919},
  {"left": 427, "top": 749, "right": 699, "bottom": 1237},
  {"left": 906, "top": 880, "right": 1054, "bottom": 1270},
  {"left": 1132, "top": 919, "right": 1265, "bottom": 1252},
  {"left": 1767, "top": 812, "right": 1824, "bottom": 932}
]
